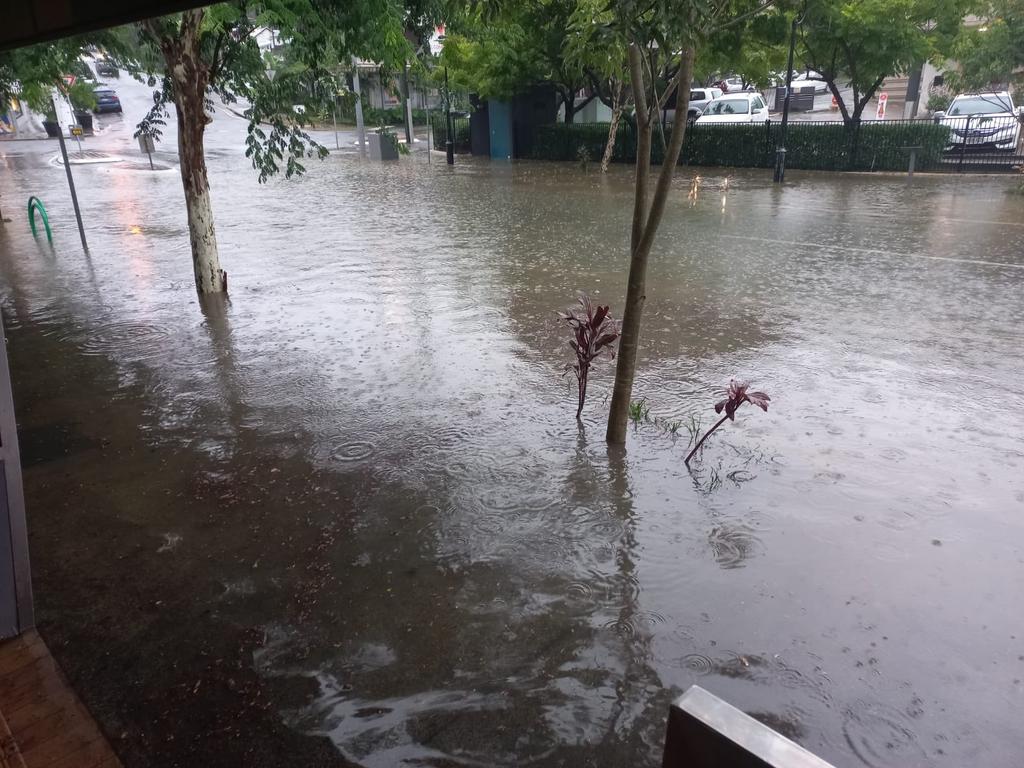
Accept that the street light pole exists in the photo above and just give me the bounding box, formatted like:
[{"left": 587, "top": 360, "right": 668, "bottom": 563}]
[
  {"left": 444, "top": 66, "right": 455, "bottom": 165},
  {"left": 773, "top": 14, "right": 800, "bottom": 184}
]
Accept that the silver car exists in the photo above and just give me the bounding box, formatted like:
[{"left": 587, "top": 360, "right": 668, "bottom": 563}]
[{"left": 939, "top": 92, "right": 1022, "bottom": 150}]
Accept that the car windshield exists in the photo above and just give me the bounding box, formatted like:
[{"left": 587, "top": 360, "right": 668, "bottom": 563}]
[
  {"left": 705, "top": 99, "right": 750, "bottom": 115},
  {"left": 948, "top": 96, "right": 1012, "bottom": 115},
  {"left": 691, "top": 91, "right": 706, "bottom": 101}
]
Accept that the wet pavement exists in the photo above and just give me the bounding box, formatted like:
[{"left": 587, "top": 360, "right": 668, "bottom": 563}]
[{"left": 2, "top": 75, "right": 1024, "bottom": 768}]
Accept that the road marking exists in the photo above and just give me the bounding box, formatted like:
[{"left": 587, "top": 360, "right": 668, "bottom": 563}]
[{"left": 720, "top": 234, "right": 1024, "bottom": 269}]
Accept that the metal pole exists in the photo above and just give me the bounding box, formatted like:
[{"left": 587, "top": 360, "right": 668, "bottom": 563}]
[
  {"left": 773, "top": 15, "right": 799, "bottom": 183},
  {"left": 147, "top": 148, "right": 154, "bottom": 170},
  {"left": 333, "top": 93, "right": 340, "bottom": 150},
  {"left": 403, "top": 61, "right": 414, "bottom": 146},
  {"left": 53, "top": 96, "right": 88, "bottom": 251},
  {"left": 427, "top": 112, "right": 432, "bottom": 164},
  {"left": 445, "top": 67, "right": 454, "bottom": 165},
  {"left": 352, "top": 57, "right": 366, "bottom": 152}
]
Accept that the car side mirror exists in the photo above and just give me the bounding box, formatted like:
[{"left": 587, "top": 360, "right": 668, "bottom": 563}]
[{"left": 933, "top": 111, "right": 945, "bottom": 122}]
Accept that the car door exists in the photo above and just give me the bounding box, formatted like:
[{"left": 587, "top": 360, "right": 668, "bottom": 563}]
[{"left": 750, "top": 95, "right": 769, "bottom": 121}]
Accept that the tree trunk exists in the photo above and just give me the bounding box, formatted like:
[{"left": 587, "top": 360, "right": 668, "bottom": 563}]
[
  {"left": 160, "top": 9, "right": 227, "bottom": 295},
  {"left": 606, "top": 47, "right": 694, "bottom": 445},
  {"left": 827, "top": 80, "right": 852, "bottom": 124},
  {"left": 602, "top": 84, "right": 623, "bottom": 173}
]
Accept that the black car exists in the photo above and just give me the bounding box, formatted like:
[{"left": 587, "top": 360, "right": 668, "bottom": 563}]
[
  {"left": 93, "top": 87, "right": 122, "bottom": 114},
  {"left": 95, "top": 60, "right": 119, "bottom": 78}
]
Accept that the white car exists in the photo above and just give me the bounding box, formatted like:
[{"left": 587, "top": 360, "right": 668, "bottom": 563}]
[
  {"left": 791, "top": 70, "right": 829, "bottom": 94},
  {"left": 939, "top": 92, "right": 1022, "bottom": 150},
  {"left": 695, "top": 93, "right": 771, "bottom": 124}
]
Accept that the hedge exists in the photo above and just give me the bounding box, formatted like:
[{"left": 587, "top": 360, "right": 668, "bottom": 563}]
[{"left": 531, "top": 120, "right": 951, "bottom": 172}]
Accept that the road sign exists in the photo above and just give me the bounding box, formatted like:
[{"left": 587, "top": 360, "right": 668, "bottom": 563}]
[
  {"left": 60, "top": 75, "right": 76, "bottom": 92},
  {"left": 69, "top": 125, "right": 83, "bottom": 137},
  {"left": 876, "top": 92, "right": 888, "bottom": 120}
]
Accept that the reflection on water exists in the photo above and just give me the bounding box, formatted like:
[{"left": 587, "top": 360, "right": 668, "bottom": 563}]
[{"left": 2, "top": 99, "right": 1024, "bottom": 767}]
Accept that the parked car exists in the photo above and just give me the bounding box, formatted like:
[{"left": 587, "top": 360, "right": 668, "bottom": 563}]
[
  {"left": 715, "top": 76, "right": 745, "bottom": 93},
  {"left": 662, "top": 87, "right": 723, "bottom": 123},
  {"left": 695, "top": 93, "right": 771, "bottom": 124},
  {"left": 937, "top": 91, "right": 1022, "bottom": 150},
  {"left": 95, "top": 59, "right": 119, "bottom": 78},
  {"left": 791, "top": 70, "right": 829, "bottom": 94},
  {"left": 92, "top": 86, "right": 122, "bottom": 114}
]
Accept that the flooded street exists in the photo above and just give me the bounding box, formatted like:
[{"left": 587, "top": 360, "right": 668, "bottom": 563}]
[{"left": 1, "top": 77, "right": 1024, "bottom": 767}]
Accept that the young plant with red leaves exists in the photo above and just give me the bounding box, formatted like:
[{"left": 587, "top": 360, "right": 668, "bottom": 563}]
[
  {"left": 561, "top": 295, "right": 621, "bottom": 419},
  {"left": 684, "top": 380, "right": 770, "bottom": 467}
]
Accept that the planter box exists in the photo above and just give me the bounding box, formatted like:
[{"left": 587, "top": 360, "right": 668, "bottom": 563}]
[
  {"left": 74, "top": 112, "right": 94, "bottom": 135},
  {"left": 368, "top": 132, "right": 399, "bottom": 161},
  {"left": 42, "top": 121, "right": 61, "bottom": 138}
]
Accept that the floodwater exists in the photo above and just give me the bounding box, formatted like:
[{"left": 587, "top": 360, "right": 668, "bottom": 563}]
[{"left": 1, "top": 77, "right": 1024, "bottom": 768}]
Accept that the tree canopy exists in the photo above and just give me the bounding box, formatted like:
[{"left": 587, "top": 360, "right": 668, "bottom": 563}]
[
  {"left": 799, "top": 0, "right": 970, "bottom": 123},
  {"left": 948, "top": 0, "right": 1024, "bottom": 92}
]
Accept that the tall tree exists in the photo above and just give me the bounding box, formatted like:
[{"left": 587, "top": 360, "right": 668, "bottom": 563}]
[
  {"left": 440, "top": 0, "right": 595, "bottom": 121},
  {"left": 948, "top": 0, "right": 1024, "bottom": 92},
  {"left": 129, "top": 0, "right": 411, "bottom": 294},
  {"left": 565, "top": 0, "right": 631, "bottom": 170},
  {"left": 604, "top": 0, "right": 776, "bottom": 445},
  {"left": 798, "top": 0, "right": 968, "bottom": 124},
  {"left": 4, "top": 1, "right": 414, "bottom": 295}
]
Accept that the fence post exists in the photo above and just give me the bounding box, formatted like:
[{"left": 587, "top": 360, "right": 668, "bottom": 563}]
[{"left": 958, "top": 115, "right": 971, "bottom": 173}]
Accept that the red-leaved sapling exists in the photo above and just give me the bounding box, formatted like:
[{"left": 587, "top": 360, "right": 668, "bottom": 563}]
[
  {"left": 561, "top": 295, "right": 621, "bottom": 420},
  {"left": 685, "top": 380, "right": 770, "bottom": 467}
]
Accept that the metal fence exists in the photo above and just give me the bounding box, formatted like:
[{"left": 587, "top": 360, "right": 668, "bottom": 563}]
[
  {"left": 536, "top": 117, "right": 1024, "bottom": 174},
  {"left": 429, "top": 114, "right": 471, "bottom": 153},
  {"left": 686, "top": 117, "right": 1024, "bottom": 173}
]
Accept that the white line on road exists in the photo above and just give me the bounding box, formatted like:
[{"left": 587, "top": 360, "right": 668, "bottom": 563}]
[{"left": 721, "top": 234, "right": 1024, "bottom": 269}]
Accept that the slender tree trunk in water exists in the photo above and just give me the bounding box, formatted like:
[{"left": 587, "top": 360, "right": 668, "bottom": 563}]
[
  {"left": 576, "top": 366, "right": 588, "bottom": 420},
  {"left": 602, "top": 83, "right": 624, "bottom": 173},
  {"left": 159, "top": 9, "right": 227, "bottom": 295},
  {"left": 606, "top": 47, "right": 695, "bottom": 445}
]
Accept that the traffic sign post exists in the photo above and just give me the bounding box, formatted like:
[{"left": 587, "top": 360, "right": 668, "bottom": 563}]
[
  {"left": 51, "top": 95, "right": 88, "bottom": 251},
  {"left": 138, "top": 133, "right": 156, "bottom": 170},
  {"left": 70, "top": 124, "right": 83, "bottom": 155}
]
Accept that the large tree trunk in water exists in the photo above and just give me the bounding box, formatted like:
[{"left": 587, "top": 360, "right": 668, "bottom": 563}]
[
  {"left": 160, "top": 9, "right": 227, "bottom": 295},
  {"left": 602, "top": 83, "right": 624, "bottom": 173},
  {"left": 606, "top": 47, "right": 694, "bottom": 445}
]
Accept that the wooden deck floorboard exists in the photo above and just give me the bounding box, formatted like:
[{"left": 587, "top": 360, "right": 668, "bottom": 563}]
[{"left": 0, "top": 632, "right": 121, "bottom": 768}]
